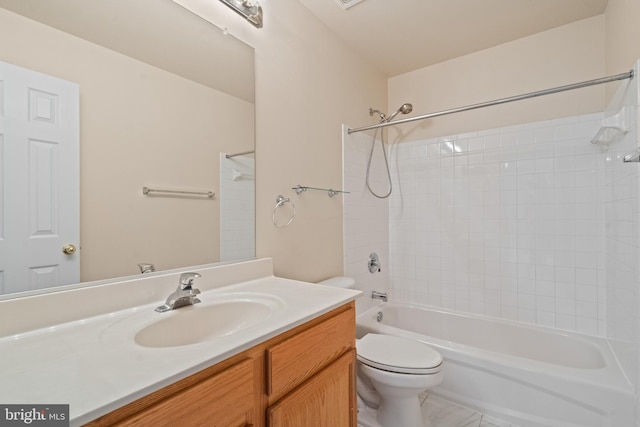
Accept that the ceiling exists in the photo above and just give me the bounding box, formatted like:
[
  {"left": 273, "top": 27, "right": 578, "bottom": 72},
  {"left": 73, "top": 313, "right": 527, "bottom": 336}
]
[{"left": 298, "top": 0, "right": 609, "bottom": 77}]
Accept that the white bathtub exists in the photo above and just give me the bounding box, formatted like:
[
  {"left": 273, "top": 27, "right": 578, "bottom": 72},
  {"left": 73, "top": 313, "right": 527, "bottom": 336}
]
[{"left": 356, "top": 302, "right": 635, "bottom": 427}]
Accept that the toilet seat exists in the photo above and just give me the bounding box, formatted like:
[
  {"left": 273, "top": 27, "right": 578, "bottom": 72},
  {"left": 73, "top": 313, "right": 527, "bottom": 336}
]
[{"left": 357, "top": 334, "right": 443, "bottom": 375}]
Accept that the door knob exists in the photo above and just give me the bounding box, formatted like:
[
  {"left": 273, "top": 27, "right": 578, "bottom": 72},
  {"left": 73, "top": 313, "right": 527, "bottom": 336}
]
[{"left": 62, "top": 244, "right": 77, "bottom": 255}]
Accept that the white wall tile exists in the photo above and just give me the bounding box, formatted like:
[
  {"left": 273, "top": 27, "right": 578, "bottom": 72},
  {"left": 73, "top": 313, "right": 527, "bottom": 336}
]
[
  {"left": 344, "top": 113, "right": 617, "bottom": 335},
  {"left": 220, "top": 154, "right": 255, "bottom": 261}
]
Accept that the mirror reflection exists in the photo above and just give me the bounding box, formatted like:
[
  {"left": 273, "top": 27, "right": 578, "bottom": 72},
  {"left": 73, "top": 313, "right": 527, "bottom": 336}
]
[{"left": 0, "top": 0, "right": 255, "bottom": 297}]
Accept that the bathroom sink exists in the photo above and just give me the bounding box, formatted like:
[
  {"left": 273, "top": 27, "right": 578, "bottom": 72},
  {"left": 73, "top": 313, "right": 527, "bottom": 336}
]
[{"left": 134, "top": 294, "right": 284, "bottom": 348}]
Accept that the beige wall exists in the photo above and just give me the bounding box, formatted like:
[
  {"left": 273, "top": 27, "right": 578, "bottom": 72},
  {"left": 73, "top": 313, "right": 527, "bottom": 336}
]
[
  {"left": 1, "top": 9, "right": 254, "bottom": 281},
  {"left": 387, "top": 0, "right": 640, "bottom": 140},
  {"left": 174, "top": 0, "right": 387, "bottom": 282},
  {"left": 605, "top": 0, "right": 640, "bottom": 99},
  {"left": 253, "top": 1, "right": 387, "bottom": 281},
  {"left": 387, "top": 15, "right": 607, "bottom": 141}
]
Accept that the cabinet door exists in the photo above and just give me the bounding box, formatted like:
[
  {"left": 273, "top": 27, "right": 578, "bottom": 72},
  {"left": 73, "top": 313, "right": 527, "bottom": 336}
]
[
  {"left": 267, "top": 350, "right": 356, "bottom": 427},
  {"left": 266, "top": 306, "right": 354, "bottom": 401},
  {"left": 116, "top": 358, "right": 255, "bottom": 427}
]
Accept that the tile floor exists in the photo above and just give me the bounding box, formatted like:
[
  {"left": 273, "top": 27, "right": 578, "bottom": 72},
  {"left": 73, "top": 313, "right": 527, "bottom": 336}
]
[
  {"left": 358, "top": 393, "right": 520, "bottom": 427},
  {"left": 420, "top": 394, "right": 519, "bottom": 427}
]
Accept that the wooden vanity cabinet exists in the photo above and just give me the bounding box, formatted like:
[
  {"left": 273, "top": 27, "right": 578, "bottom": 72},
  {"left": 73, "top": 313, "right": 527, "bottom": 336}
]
[
  {"left": 267, "top": 350, "right": 356, "bottom": 427},
  {"left": 266, "top": 306, "right": 356, "bottom": 427},
  {"left": 84, "top": 302, "right": 356, "bottom": 427}
]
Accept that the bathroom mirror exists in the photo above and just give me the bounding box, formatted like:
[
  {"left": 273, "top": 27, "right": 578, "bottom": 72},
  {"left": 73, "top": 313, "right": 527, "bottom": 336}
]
[{"left": 0, "top": 0, "right": 255, "bottom": 297}]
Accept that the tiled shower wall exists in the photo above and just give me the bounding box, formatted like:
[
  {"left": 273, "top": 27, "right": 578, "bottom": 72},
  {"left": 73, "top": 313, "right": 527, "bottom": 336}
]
[
  {"left": 345, "top": 112, "right": 634, "bottom": 337},
  {"left": 220, "top": 154, "right": 255, "bottom": 261},
  {"left": 602, "top": 75, "right": 640, "bottom": 390},
  {"left": 387, "top": 113, "right": 608, "bottom": 335}
]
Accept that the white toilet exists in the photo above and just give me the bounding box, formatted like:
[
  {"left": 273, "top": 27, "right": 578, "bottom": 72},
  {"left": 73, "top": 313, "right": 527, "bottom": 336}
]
[
  {"left": 318, "top": 277, "right": 444, "bottom": 427},
  {"left": 357, "top": 333, "right": 443, "bottom": 427}
]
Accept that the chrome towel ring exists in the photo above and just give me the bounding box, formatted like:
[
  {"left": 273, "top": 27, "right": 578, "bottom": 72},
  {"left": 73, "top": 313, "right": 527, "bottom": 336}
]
[{"left": 273, "top": 195, "right": 295, "bottom": 228}]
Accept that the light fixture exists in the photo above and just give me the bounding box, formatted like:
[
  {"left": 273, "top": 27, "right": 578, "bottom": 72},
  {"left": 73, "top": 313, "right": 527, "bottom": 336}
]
[{"left": 219, "top": 0, "right": 263, "bottom": 28}]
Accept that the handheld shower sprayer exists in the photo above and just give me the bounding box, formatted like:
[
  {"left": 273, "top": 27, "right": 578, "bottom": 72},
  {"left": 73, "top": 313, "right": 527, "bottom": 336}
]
[
  {"left": 385, "top": 103, "right": 413, "bottom": 122},
  {"left": 365, "top": 102, "right": 413, "bottom": 199}
]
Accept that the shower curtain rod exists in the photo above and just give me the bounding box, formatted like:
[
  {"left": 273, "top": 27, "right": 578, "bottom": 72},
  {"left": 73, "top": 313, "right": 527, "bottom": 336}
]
[
  {"left": 347, "top": 70, "right": 634, "bottom": 135},
  {"left": 225, "top": 150, "right": 255, "bottom": 158}
]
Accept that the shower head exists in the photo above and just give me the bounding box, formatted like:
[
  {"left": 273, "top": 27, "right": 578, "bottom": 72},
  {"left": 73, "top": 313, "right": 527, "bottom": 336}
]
[
  {"left": 369, "top": 107, "right": 386, "bottom": 121},
  {"left": 385, "top": 103, "right": 413, "bottom": 122},
  {"left": 399, "top": 103, "right": 413, "bottom": 114}
]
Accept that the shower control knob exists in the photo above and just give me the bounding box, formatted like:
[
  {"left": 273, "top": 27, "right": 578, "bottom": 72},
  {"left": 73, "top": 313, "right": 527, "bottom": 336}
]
[{"left": 368, "top": 252, "right": 381, "bottom": 273}]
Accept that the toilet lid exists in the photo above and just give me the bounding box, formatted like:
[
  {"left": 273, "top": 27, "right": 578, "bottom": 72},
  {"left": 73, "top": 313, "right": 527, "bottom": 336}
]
[{"left": 356, "top": 334, "right": 443, "bottom": 375}]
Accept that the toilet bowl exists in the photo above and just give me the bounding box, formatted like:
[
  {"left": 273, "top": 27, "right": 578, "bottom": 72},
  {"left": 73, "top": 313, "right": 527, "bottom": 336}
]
[
  {"left": 316, "top": 277, "right": 444, "bottom": 427},
  {"left": 357, "top": 333, "right": 443, "bottom": 427}
]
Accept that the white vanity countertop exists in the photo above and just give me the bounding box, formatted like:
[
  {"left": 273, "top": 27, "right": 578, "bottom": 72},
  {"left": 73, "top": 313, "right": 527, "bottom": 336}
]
[{"left": 0, "top": 259, "right": 360, "bottom": 426}]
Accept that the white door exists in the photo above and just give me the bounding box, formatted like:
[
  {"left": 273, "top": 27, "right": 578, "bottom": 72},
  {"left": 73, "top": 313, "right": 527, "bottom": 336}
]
[{"left": 0, "top": 61, "right": 80, "bottom": 294}]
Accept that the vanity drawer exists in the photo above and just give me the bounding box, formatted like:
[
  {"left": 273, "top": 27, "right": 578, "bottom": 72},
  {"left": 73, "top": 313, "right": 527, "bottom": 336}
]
[
  {"left": 266, "top": 305, "right": 355, "bottom": 400},
  {"left": 115, "top": 358, "right": 255, "bottom": 427}
]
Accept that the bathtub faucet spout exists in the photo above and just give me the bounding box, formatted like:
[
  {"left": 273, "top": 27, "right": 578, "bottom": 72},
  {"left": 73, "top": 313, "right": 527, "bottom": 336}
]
[{"left": 371, "top": 290, "right": 388, "bottom": 302}]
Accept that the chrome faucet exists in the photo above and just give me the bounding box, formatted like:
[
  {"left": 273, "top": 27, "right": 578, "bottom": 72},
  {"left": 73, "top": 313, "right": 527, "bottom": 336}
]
[
  {"left": 155, "top": 272, "right": 202, "bottom": 312},
  {"left": 371, "top": 290, "right": 388, "bottom": 302}
]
